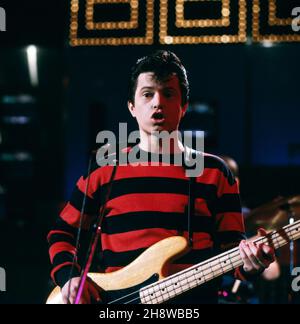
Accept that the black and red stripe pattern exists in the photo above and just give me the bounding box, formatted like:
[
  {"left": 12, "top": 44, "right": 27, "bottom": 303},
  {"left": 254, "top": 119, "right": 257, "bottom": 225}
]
[{"left": 47, "top": 148, "right": 245, "bottom": 288}]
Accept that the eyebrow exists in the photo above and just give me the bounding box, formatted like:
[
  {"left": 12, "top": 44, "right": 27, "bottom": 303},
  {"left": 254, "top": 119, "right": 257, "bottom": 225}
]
[
  {"left": 139, "top": 86, "right": 177, "bottom": 92},
  {"left": 140, "top": 87, "right": 154, "bottom": 91}
]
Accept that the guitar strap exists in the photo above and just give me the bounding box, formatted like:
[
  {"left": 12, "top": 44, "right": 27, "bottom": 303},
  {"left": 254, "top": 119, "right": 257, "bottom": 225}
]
[
  {"left": 187, "top": 175, "right": 196, "bottom": 248},
  {"left": 183, "top": 146, "right": 198, "bottom": 248}
]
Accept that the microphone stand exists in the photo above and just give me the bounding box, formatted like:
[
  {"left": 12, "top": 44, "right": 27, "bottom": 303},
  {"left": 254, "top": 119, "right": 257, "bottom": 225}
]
[
  {"left": 74, "top": 162, "right": 118, "bottom": 304},
  {"left": 280, "top": 202, "right": 297, "bottom": 304},
  {"left": 280, "top": 203, "right": 296, "bottom": 275},
  {"left": 289, "top": 213, "right": 295, "bottom": 276}
]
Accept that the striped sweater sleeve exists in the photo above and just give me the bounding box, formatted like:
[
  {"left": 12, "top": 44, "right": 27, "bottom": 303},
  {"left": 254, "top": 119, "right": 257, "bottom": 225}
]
[
  {"left": 212, "top": 157, "right": 260, "bottom": 281},
  {"left": 47, "top": 166, "right": 101, "bottom": 287},
  {"left": 213, "top": 157, "right": 245, "bottom": 249}
]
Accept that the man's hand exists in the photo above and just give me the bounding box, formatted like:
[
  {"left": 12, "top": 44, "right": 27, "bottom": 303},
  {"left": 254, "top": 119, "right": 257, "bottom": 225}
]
[
  {"left": 61, "top": 277, "right": 101, "bottom": 304},
  {"left": 239, "top": 228, "right": 275, "bottom": 275}
]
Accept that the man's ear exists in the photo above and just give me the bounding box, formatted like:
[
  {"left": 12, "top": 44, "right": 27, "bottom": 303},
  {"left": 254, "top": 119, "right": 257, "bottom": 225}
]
[
  {"left": 181, "top": 102, "right": 189, "bottom": 118},
  {"left": 128, "top": 101, "right": 136, "bottom": 117}
]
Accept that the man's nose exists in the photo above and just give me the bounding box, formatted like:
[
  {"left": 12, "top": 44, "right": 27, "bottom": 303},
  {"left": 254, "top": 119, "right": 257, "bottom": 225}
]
[{"left": 152, "top": 92, "right": 164, "bottom": 109}]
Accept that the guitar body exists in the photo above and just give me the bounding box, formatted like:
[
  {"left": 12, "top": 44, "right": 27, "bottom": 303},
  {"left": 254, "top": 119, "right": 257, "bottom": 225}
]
[{"left": 46, "top": 236, "right": 190, "bottom": 304}]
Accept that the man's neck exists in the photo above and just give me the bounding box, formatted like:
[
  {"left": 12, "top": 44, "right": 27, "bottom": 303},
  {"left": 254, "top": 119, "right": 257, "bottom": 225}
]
[{"left": 139, "top": 130, "right": 184, "bottom": 154}]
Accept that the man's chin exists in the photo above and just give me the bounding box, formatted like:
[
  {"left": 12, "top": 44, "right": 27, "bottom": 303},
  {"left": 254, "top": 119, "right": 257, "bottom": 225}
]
[
  {"left": 142, "top": 123, "right": 176, "bottom": 134},
  {"left": 151, "top": 126, "right": 169, "bottom": 133},
  {"left": 151, "top": 127, "right": 179, "bottom": 135}
]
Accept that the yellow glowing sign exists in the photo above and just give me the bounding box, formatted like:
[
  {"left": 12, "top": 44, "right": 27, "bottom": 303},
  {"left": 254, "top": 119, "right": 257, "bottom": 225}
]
[
  {"left": 70, "top": 0, "right": 154, "bottom": 46},
  {"left": 268, "top": 0, "right": 292, "bottom": 26},
  {"left": 175, "top": 0, "right": 230, "bottom": 28},
  {"left": 85, "top": 0, "right": 138, "bottom": 30},
  {"left": 160, "top": 0, "right": 247, "bottom": 44},
  {"left": 253, "top": 0, "right": 300, "bottom": 43},
  {"left": 69, "top": 0, "right": 300, "bottom": 46}
]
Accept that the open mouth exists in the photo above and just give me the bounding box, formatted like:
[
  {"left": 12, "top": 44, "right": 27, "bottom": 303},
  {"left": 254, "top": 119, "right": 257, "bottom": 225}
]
[{"left": 151, "top": 112, "right": 165, "bottom": 123}]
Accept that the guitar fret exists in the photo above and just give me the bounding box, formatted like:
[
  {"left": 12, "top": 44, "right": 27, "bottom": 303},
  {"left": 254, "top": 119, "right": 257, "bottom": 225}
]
[
  {"left": 158, "top": 280, "right": 167, "bottom": 297},
  {"left": 208, "top": 262, "right": 215, "bottom": 277},
  {"left": 173, "top": 282, "right": 182, "bottom": 295},
  {"left": 171, "top": 277, "right": 184, "bottom": 295},
  {"left": 219, "top": 254, "right": 231, "bottom": 273},
  {"left": 201, "top": 267, "right": 212, "bottom": 277}
]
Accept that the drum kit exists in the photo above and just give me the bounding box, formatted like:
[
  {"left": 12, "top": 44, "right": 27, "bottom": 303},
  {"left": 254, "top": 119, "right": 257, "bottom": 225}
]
[
  {"left": 245, "top": 195, "right": 300, "bottom": 271},
  {"left": 245, "top": 195, "right": 300, "bottom": 233},
  {"left": 220, "top": 195, "right": 300, "bottom": 304}
]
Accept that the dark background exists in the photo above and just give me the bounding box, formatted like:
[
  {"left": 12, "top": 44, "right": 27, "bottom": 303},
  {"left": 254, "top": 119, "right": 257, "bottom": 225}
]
[{"left": 0, "top": 0, "right": 300, "bottom": 303}]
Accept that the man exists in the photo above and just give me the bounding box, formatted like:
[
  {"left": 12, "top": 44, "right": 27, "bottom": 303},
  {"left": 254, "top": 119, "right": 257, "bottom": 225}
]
[
  {"left": 219, "top": 155, "right": 280, "bottom": 303},
  {"left": 48, "top": 50, "right": 275, "bottom": 304}
]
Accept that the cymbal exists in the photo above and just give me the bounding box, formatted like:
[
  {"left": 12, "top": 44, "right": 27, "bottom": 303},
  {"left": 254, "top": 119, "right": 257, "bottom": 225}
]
[{"left": 245, "top": 195, "right": 300, "bottom": 232}]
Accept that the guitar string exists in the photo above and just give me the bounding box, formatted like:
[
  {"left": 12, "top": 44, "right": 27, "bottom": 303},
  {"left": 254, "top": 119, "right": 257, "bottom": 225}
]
[
  {"left": 123, "top": 255, "right": 245, "bottom": 304},
  {"left": 114, "top": 232, "right": 299, "bottom": 304},
  {"left": 106, "top": 246, "right": 242, "bottom": 304},
  {"left": 123, "top": 228, "right": 300, "bottom": 304},
  {"left": 117, "top": 257, "right": 245, "bottom": 304},
  {"left": 124, "top": 261, "right": 245, "bottom": 304},
  {"left": 106, "top": 243, "right": 243, "bottom": 304},
  {"left": 106, "top": 223, "right": 300, "bottom": 304},
  {"left": 110, "top": 225, "right": 300, "bottom": 304}
]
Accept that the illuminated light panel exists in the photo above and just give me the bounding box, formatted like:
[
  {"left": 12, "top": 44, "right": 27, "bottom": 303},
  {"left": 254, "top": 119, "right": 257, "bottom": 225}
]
[
  {"left": 268, "top": 0, "right": 292, "bottom": 26},
  {"left": 70, "top": 0, "right": 154, "bottom": 46},
  {"left": 252, "top": 0, "right": 300, "bottom": 43},
  {"left": 26, "top": 45, "right": 39, "bottom": 87},
  {"left": 175, "top": 0, "right": 230, "bottom": 29},
  {"left": 85, "top": 0, "right": 138, "bottom": 30},
  {"left": 160, "top": 0, "right": 247, "bottom": 44}
]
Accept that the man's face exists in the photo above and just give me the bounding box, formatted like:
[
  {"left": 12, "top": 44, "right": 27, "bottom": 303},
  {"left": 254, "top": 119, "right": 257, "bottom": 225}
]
[{"left": 128, "top": 72, "right": 188, "bottom": 134}]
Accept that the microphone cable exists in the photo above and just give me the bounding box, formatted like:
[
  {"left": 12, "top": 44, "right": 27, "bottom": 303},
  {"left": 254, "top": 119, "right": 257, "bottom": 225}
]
[
  {"left": 66, "top": 153, "right": 94, "bottom": 304},
  {"left": 73, "top": 162, "right": 118, "bottom": 304},
  {"left": 66, "top": 142, "right": 128, "bottom": 303}
]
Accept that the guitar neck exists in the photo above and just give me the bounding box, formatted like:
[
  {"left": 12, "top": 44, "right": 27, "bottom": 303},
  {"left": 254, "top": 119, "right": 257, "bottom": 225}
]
[{"left": 140, "top": 220, "right": 300, "bottom": 304}]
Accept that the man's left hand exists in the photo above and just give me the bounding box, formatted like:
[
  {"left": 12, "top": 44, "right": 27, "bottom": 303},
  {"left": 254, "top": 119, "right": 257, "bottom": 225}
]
[{"left": 239, "top": 229, "right": 275, "bottom": 275}]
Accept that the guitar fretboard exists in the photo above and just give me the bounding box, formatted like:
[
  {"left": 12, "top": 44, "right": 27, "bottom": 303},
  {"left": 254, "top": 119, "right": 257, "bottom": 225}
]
[{"left": 140, "top": 220, "right": 300, "bottom": 304}]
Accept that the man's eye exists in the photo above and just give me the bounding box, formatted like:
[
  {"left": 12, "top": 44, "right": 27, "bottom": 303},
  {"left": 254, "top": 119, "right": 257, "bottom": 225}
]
[
  {"left": 164, "top": 91, "right": 174, "bottom": 98},
  {"left": 143, "top": 92, "right": 153, "bottom": 98}
]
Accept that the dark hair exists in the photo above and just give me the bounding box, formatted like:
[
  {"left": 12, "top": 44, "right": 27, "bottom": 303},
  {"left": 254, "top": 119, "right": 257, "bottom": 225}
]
[
  {"left": 128, "top": 50, "right": 189, "bottom": 106},
  {"left": 220, "top": 155, "right": 239, "bottom": 178}
]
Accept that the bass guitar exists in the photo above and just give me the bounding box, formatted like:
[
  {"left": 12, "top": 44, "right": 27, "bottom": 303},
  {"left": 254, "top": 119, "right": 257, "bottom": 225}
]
[{"left": 46, "top": 220, "right": 300, "bottom": 304}]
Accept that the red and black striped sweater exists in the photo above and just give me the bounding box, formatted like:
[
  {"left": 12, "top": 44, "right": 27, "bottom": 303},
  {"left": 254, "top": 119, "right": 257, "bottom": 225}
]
[{"left": 48, "top": 148, "right": 246, "bottom": 296}]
